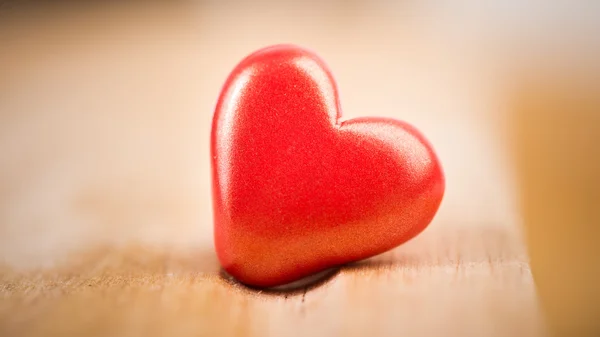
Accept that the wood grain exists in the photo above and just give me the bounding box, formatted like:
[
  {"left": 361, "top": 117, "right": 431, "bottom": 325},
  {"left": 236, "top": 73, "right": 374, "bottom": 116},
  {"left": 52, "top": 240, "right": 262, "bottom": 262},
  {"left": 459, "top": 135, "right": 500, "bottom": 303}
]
[
  {"left": 1, "top": 225, "right": 543, "bottom": 337},
  {"left": 0, "top": 3, "right": 547, "bottom": 336}
]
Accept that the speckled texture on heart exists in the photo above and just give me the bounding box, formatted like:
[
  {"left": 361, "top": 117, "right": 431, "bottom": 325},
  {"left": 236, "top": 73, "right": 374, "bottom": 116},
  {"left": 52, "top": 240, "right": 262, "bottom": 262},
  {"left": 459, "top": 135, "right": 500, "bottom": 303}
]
[{"left": 211, "top": 45, "right": 444, "bottom": 287}]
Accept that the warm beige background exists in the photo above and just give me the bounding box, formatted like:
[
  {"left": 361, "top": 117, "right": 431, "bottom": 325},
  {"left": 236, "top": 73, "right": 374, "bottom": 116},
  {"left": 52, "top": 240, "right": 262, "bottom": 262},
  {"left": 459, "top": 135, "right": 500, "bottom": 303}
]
[
  {"left": 511, "top": 65, "right": 600, "bottom": 337},
  {"left": 0, "top": 2, "right": 596, "bottom": 336}
]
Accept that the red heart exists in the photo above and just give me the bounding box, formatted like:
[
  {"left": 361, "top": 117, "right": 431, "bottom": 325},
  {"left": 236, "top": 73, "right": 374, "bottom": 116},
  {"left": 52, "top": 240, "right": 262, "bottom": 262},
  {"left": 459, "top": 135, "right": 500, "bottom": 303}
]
[{"left": 211, "top": 45, "right": 444, "bottom": 287}]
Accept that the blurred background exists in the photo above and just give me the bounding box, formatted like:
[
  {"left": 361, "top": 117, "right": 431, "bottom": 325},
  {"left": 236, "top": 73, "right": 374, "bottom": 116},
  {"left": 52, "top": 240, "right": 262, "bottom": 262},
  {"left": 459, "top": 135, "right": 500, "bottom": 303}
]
[{"left": 0, "top": 1, "right": 598, "bottom": 337}]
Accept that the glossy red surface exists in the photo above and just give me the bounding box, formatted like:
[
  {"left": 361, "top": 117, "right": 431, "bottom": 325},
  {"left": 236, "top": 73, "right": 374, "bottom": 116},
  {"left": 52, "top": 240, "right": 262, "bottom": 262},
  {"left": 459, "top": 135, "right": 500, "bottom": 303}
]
[{"left": 211, "top": 45, "right": 445, "bottom": 288}]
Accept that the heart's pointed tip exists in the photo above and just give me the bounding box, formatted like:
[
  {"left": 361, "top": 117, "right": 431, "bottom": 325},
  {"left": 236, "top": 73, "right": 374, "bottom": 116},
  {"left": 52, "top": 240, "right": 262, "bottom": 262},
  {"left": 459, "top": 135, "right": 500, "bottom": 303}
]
[{"left": 222, "top": 265, "right": 340, "bottom": 291}]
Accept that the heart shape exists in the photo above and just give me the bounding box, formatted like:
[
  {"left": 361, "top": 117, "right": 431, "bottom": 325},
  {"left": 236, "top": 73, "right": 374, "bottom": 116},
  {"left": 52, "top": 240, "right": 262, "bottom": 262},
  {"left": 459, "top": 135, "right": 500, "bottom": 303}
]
[{"left": 211, "top": 45, "right": 444, "bottom": 287}]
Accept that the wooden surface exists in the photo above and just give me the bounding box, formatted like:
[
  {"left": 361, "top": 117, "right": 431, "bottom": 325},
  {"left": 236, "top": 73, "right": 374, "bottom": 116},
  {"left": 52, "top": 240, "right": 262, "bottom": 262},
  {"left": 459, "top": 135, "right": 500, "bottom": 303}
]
[{"left": 0, "top": 3, "right": 548, "bottom": 337}]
